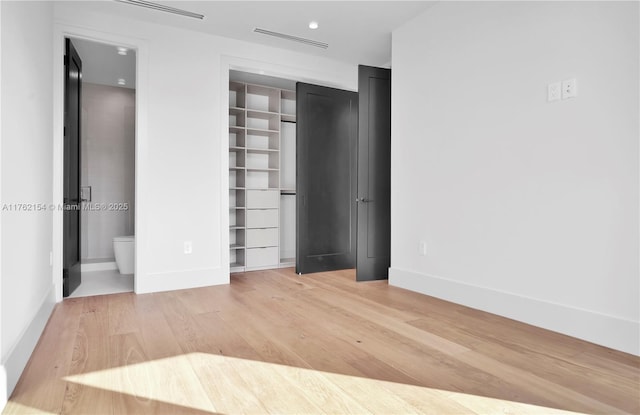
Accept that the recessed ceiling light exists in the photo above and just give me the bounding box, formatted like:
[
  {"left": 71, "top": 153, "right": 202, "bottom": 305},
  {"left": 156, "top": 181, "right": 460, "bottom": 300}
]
[
  {"left": 118, "top": 78, "right": 126, "bottom": 86},
  {"left": 308, "top": 21, "right": 319, "bottom": 30},
  {"left": 117, "top": 47, "right": 128, "bottom": 56}
]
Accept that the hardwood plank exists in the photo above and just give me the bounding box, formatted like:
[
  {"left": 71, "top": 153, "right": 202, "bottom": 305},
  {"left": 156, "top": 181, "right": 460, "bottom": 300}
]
[
  {"left": 445, "top": 390, "right": 581, "bottom": 415},
  {"left": 132, "top": 294, "right": 185, "bottom": 360},
  {"left": 227, "top": 284, "right": 377, "bottom": 379},
  {"left": 249, "top": 361, "right": 371, "bottom": 414},
  {"left": 107, "top": 293, "right": 139, "bottom": 336},
  {"left": 409, "top": 316, "right": 640, "bottom": 413},
  {"left": 238, "top": 275, "right": 535, "bottom": 409},
  {"left": 377, "top": 380, "right": 479, "bottom": 414},
  {"left": 456, "top": 350, "right": 625, "bottom": 414},
  {"left": 154, "top": 291, "right": 204, "bottom": 354},
  {"left": 221, "top": 292, "right": 370, "bottom": 376},
  {"left": 190, "top": 312, "right": 262, "bottom": 360},
  {"left": 239, "top": 282, "right": 424, "bottom": 385},
  {"left": 300, "top": 282, "right": 471, "bottom": 356},
  {"left": 60, "top": 308, "right": 111, "bottom": 414},
  {"left": 5, "top": 299, "right": 84, "bottom": 415},
  {"left": 5, "top": 268, "right": 639, "bottom": 415},
  {"left": 225, "top": 356, "right": 326, "bottom": 414},
  {"left": 108, "top": 332, "right": 216, "bottom": 414},
  {"left": 186, "top": 353, "right": 269, "bottom": 415},
  {"left": 293, "top": 287, "right": 516, "bottom": 391}
]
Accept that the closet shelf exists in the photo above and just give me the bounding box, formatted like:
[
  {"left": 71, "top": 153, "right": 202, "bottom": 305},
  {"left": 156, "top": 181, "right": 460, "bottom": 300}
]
[
  {"left": 245, "top": 187, "right": 280, "bottom": 190},
  {"left": 247, "top": 147, "right": 278, "bottom": 154},
  {"left": 247, "top": 109, "right": 279, "bottom": 118},
  {"left": 246, "top": 128, "right": 279, "bottom": 135},
  {"left": 247, "top": 168, "right": 278, "bottom": 172}
]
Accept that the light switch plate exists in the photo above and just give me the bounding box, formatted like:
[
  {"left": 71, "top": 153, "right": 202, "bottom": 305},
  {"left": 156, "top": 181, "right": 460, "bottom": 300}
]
[
  {"left": 548, "top": 82, "right": 561, "bottom": 102},
  {"left": 562, "top": 78, "right": 577, "bottom": 99},
  {"left": 419, "top": 241, "right": 427, "bottom": 256}
]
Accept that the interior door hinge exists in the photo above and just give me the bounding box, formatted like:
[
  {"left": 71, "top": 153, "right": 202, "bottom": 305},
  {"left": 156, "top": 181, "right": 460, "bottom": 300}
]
[{"left": 64, "top": 126, "right": 66, "bottom": 136}]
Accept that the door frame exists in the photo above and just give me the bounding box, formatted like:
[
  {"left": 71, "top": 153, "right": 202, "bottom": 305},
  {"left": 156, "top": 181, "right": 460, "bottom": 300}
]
[
  {"left": 219, "top": 56, "right": 357, "bottom": 276},
  {"left": 53, "top": 24, "right": 148, "bottom": 301}
]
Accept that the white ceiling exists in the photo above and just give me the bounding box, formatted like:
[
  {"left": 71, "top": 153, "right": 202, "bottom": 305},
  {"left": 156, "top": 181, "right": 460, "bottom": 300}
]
[
  {"left": 71, "top": 37, "right": 137, "bottom": 89},
  {"left": 76, "top": 1, "right": 435, "bottom": 67}
]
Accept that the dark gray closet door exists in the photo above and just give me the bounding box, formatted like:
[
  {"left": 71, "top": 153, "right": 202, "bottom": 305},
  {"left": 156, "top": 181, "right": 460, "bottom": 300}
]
[
  {"left": 296, "top": 83, "right": 358, "bottom": 274},
  {"left": 356, "top": 65, "right": 391, "bottom": 281}
]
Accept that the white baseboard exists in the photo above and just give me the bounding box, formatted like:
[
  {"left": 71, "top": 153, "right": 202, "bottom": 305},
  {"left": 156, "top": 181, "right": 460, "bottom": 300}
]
[
  {"left": 1, "top": 283, "right": 57, "bottom": 406},
  {"left": 137, "top": 267, "right": 228, "bottom": 294},
  {"left": 389, "top": 267, "right": 640, "bottom": 356}
]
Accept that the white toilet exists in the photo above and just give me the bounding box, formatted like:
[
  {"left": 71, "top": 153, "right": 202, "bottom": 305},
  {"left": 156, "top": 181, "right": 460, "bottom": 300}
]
[{"left": 113, "top": 235, "right": 135, "bottom": 275}]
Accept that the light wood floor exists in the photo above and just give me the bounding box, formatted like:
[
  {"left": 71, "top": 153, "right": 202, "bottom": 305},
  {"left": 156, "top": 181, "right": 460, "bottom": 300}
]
[{"left": 4, "top": 268, "right": 639, "bottom": 414}]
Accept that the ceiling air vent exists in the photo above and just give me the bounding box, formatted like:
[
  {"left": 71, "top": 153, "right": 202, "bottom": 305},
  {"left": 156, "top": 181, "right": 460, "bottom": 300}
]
[
  {"left": 114, "top": 0, "right": 205, "bottom": 20},
  {"left": 253, "top": 28, "right": 328, "bottom": 49}
]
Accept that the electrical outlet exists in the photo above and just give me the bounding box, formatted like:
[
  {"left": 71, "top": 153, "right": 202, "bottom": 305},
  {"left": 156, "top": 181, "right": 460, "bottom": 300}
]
[
  {"left": 547, "top": 82, "right": 561, "bottom": 102},
  {"left": 562, "top": 78, "right": 577, "bottom": 99},
  {"left": 184, "top": 241, "right": 192, "bottom": 254},
  {"left": 419, "top": 241, "right": 427, "bottom": 257},
  {"left": 49, "top": 251, "right": 53, "bottom": 266}
]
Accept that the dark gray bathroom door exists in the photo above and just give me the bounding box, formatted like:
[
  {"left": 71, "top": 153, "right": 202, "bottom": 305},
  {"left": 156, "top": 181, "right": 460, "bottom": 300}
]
[
  {"left": 296, "top": 83, "right": 358, "bottom": 274},
  {"left": 63, "top": 38, "right": 82, "bottom": 297}
]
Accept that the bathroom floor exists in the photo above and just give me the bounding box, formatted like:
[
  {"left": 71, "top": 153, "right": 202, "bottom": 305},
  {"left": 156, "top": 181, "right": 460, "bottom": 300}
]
[{"left": 68, "top": 269, "right": 134, "bottom": 298}]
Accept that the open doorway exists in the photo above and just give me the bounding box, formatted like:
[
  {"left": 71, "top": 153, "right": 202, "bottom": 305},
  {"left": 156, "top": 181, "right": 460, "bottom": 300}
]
[
  {"left": 227, "top": 70, "right": 297, "bottom": 273},
  {"left": 64, "top": 37, "right": 136, "bottom": 298}
]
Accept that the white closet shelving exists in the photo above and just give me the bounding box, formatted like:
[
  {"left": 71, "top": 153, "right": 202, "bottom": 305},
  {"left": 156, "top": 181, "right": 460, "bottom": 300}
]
[{"left": 229, "top": 80, "right": 296, "bottom": 272}]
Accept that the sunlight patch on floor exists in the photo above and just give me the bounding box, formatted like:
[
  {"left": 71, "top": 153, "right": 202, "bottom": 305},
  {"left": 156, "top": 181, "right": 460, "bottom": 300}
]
[{"left": 63, "top": 353, "right": 587, "bottom": 414}]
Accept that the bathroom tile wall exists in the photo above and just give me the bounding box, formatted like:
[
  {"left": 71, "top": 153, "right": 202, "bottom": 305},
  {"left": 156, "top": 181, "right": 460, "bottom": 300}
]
[{"left": 81, "top": 83, "right": 135, "bottom": 261}]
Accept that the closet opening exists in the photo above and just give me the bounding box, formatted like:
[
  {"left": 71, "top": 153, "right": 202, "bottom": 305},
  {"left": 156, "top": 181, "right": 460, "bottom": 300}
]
[
  {"left": 227, "top": 66, "right": 391, "bottom": 281},
  {"left": 228, "top": 70, "right": 297, "bottom": 273}
]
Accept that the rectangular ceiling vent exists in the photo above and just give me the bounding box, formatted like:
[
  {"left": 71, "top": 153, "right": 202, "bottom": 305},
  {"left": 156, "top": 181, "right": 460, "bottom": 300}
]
[
  {"left": 114, "top": 0, "right": 205, "bottom": 20},
  {"left": 253, "top": 28, "right": 328, "bottom": 49}
]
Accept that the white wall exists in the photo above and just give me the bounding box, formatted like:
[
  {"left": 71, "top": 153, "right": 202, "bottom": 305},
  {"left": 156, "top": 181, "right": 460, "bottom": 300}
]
[
  {"left": 0, "top": 0, "right": 4, "bottom": 406},
  {"left": 1, "top": 0, "right": 57, "bottom": 404},
  {"left": 53, "top": 3, "right": 357, "bottom": 294},
  {"left": 81, "top": 83, "right": 136, "bottom": 261},
  {"left": 390, "top": 1, "right": 639, "bottom": 355}
]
